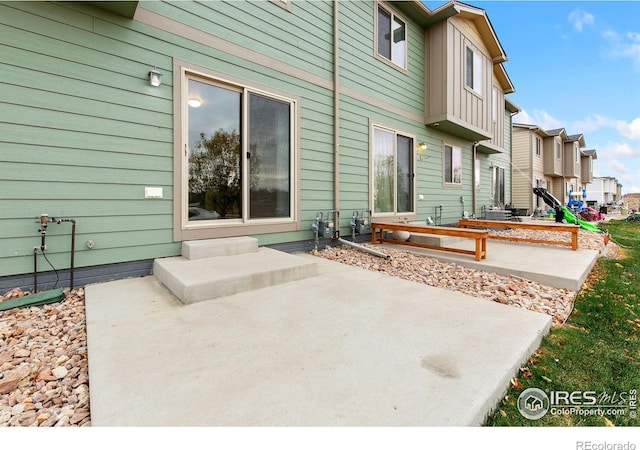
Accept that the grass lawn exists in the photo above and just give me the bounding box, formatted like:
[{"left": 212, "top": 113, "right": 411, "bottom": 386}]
[{"left": 485, "top": 219, "right": 640, "bottom": 426}]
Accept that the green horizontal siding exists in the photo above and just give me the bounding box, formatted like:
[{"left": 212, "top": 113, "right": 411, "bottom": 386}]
[
  {"left": 0, "top": 0, "right": 510, "bottom": 281},
  {"left": 338, "top": 1, "right": 425, "bottom": 117},
  {"left": 0, "top": 0, "right": 338, "bottom": 277}
]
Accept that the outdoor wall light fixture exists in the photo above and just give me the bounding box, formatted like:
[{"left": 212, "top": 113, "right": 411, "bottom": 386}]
[
  {"left": 417, "top": 142, "right": 427, "bottom": 160},
  {"left": 148, "top": 68, "right": 163, "bottom": 87}
]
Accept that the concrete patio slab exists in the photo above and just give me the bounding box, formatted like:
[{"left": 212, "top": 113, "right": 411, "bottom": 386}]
[
  {"left": 85, "top": 254, "right": 552, "bottom": 427},
  {"left": 378, "top": 239, "right": 599, "bottom": 291}
]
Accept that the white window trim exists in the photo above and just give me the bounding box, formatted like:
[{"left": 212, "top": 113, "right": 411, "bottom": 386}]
[
  {"left": 492, "top": 165, "right": 506, "bottom": 207},
  {"left": 173, "top": 61, "right": 300, "bottom": 241},
  {"left": 369, "top": 122, "right": 416, "bottom": 218},
  {"left": 374, "top": 1, "right": 408, "bottom": 72},
  {"left": 443, "top": 143, "right": 462, "bottom": 186},
  {"left": 465, "top": 45, "right": 483, "bottom": 96},
  {"left": 269, "top": 0, "right": 291, "bottom": 11},
  {"left": 491, "top": 86, "right": 498, "bottom": 123}
]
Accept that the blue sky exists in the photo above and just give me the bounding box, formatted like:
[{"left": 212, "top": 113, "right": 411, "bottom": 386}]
[{"left": 424, "top": 1, "right": 640, "bottom": 194}]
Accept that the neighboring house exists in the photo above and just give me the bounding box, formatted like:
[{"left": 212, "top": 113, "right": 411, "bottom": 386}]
[
  {"left": 511, "top": 124, "right": 551, "bottom": 215},
  {"left": 563, "top": 134, "right": 597, "bottom": 203},
  {"left": 624, "top": 193, "right": 640, "bottom": 211},
  {"left": 512, "top": 125, "right": 596, "bottom": 213},
  {"left": 587, "top": 176, "right": 622, "bottom": 206},
  {"left": 0, "top": 0, "right": 515, "bottom": 290}
]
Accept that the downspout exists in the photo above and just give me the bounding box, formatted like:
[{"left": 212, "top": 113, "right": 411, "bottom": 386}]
[
  {"left": 472, "top": 142, "right": 478, "bottom": 217},
  {"left": 333, "top": 0, "right": 340, "bottom": 237}
]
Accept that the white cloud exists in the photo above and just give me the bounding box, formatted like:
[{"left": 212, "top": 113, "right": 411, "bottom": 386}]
[
  {"left": 514, "top": 109, "right": 564, "bottom": 130},
  {"left": 609, "top": 159, "right": 628, "bottom": 175},
  {"left": 615, "top": 117, "right": 640, "bottom": 139},
  {"left": 570, "top": 115, "right": 640, "bottom": 140},
  {"left": 568, "top": 9, "right": 594, "bottom": 32},
  {"left": 603, "top": 28, "right": 640, "bottom": 68},
  {"left": 571, "top": 115, "right": 611, "bottom": 134}
]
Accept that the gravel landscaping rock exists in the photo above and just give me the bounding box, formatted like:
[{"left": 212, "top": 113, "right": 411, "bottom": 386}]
[
  {"left": 0, "top": 289, "right": 89, "bottom": 427},
  {"left": 0, "top": 227, "right": 617, "bottom": 427},
  {"left": 315, "top": 229, "right": 616, "bottom": 327}
]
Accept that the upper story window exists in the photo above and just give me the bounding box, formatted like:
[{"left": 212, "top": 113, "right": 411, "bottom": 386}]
[
  {"left": 535, "top": 137, "right": 541, "bottom": 156},
  {"left": 491, "top": 86, "right": 498, "bottom": 122},
  {"left": 465, "top": 47, "right": 483, "bottom": 95},
  {"left": 444, "top": 144, "right": 462, "bottom": 185},
  {"left": 556, "top": 140, "right": 561, "bottom": 159},
  {"left": 377, "top": 4, "right": 407, "bottom": 70}
]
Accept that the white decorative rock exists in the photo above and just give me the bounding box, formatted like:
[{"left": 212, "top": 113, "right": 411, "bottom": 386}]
[{"left": 394, "top": 230, "right": 411, "bottom": 241}]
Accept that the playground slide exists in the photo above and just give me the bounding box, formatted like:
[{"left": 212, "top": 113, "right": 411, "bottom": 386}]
[
  {"left": 532, "top": 187, "right": 601, "bottom": 232},
  {"left": 559, "top": 205, "right": 601, "bottom": 233}
]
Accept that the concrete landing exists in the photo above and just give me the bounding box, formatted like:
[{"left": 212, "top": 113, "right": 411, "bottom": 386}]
[
  {"left": 380, "top": 239, "right": 599, "bottom": 291},
  {"left": 85, "top": 255, "right": 552, "bottom": 426},
  {"left": 153, "top": 238, "right": 318, "bottom": 305}
]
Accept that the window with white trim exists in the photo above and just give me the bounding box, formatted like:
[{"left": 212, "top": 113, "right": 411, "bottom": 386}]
[
  {"left": 535, "top": 136, "right": 541, "bottom": 156},
  {"left": 556, "top": 140, "right": 561, "bottom": 159},
  {"left": 444, "top": 144, "right": 462, "bottom": 185},
  {"left": 465, "top": 46, "right": 483, "bottom": 95},
  {"left": 376, "top": 4, "right": 407, "bottom": 69},
  {"left": 371, "top": 125, "right": 414, "bottom": 214},
  {"left": 492, "top": 86, "right": 498, "bottom": 122},
  {"left": 184, "top": 72, "right": 295, "bottom": 226},
  {"left": 493, "top": 166, "right": 505, "bottom": 207}
]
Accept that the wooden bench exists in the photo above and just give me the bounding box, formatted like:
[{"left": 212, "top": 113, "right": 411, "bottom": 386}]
[
  {"left": 371, "top": 222, "right": 488, "bottom": 261},
  {"left": 458, "top": 219, "right": 579, "bottom": 250}
]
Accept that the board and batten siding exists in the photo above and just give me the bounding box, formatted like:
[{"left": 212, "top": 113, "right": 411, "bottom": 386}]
[
  {"left": 0, "top": 0, "right": 337, "bottom": 277},
  {"left": 425, "top": 17, "right": 493, "bottom": 138},
  {"left": 511, "top": 128, "right": 533, "bottom": 210}
]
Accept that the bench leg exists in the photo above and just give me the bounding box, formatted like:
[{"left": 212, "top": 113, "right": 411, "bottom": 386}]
[
  {"left": 482, "top": 237, "right": 487, "bottom": 259},
  {"left": 572, "top": 231, "right": 578, "bottom": 251},
  {"left": 475, "top": 238, "right": 481, "bottom": 261}
]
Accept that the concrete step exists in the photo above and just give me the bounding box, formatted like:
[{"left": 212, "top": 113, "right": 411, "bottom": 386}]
[
  {"left": 408, "top": 233, "right": 464, "bottom": 247},
  {"left": 153, "top": 247, "right": 318, "bottom": 305},
  {"left": 182, "top": 236, "right": 258, "bottom": 260}
]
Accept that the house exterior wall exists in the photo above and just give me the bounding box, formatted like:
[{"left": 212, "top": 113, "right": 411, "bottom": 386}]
[
  {"left": 0, "top": 0, "right": 515, "bottom": 285},
  {"left": 586, "top": 178, "right": 606, "bottom": 205},
  {"left": 1, "top": 0, "right": 338, "bottom": 278},
  {"left": 424, "top": 16, "right": 494, "bottom": 140},
  {"left": 551, "top": 177, "right": 565, "bottom": 206},
  {"left": 511, "top": 128, "right": 532, "bottom": 210},
  {"left": 581, "top": 155, "right": 593, "bottom": 183},
  {"left": 563, "top": 141, "right": 580, "bottom": 179},
  {"left": 543, "top": 136, "right": 562, "bottom": 176},
  {"left": 476, "top": 103, "right": 513, "bottom": 214},
  {"left": 337, "top": 0, "right": 426, "bottom": 221}
]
